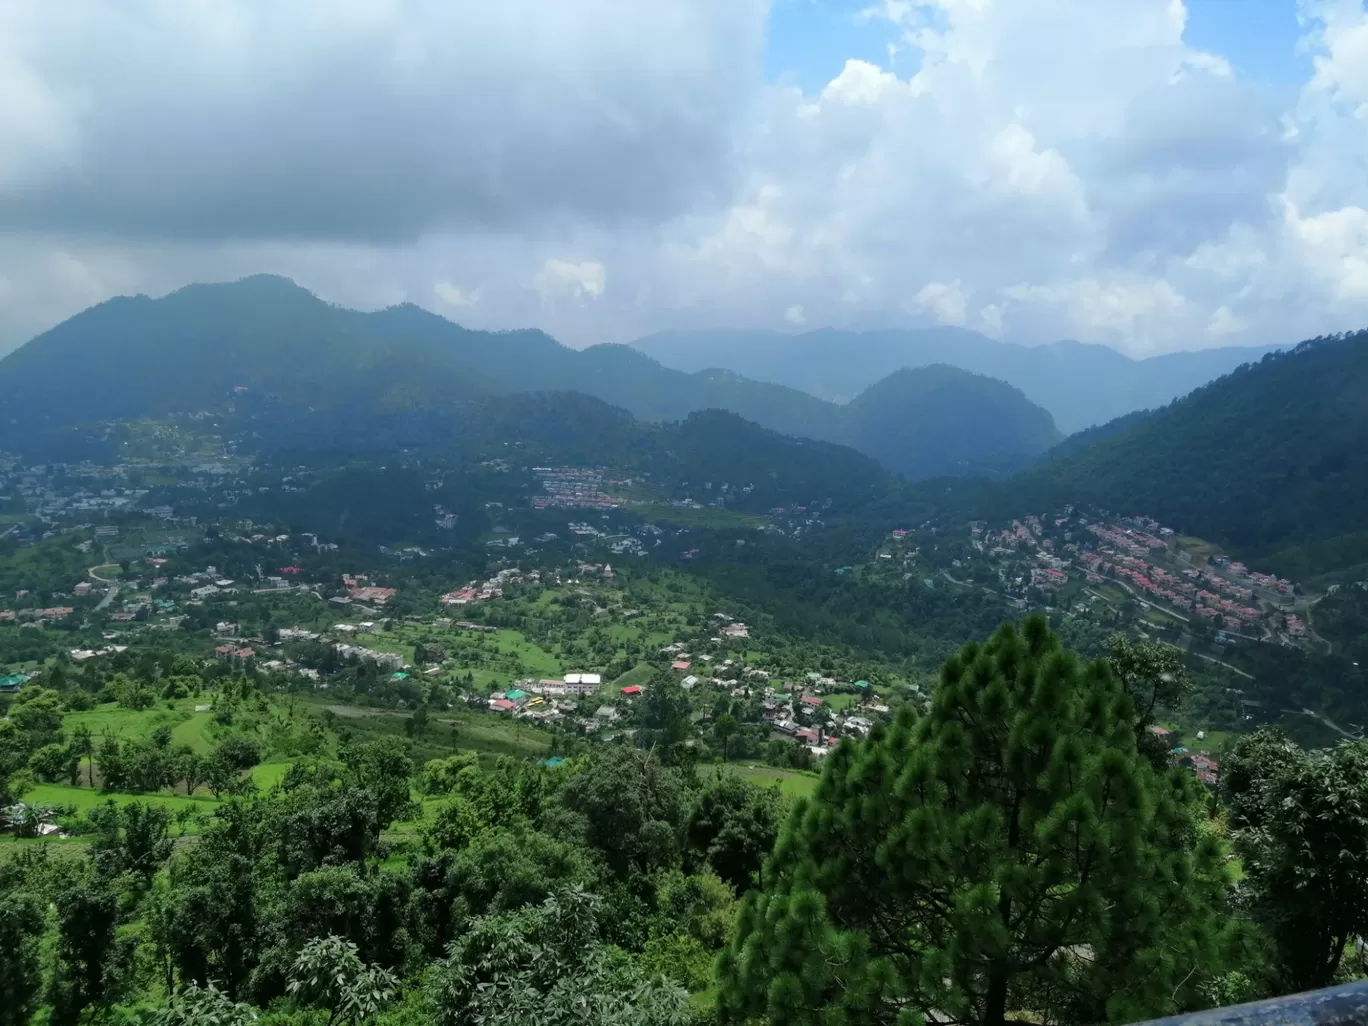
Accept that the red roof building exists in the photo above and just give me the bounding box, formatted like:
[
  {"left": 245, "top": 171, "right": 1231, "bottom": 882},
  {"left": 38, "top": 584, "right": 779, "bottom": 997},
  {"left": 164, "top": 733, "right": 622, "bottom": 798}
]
[
  {"left": 349, "top": 586, "right": 396, "bottom": 604},
  {"left": 671, "top": 660, "right": 691, "bottom": 671},
  {"left": 621, "top": 685, "right": 642, "bottom": 696}
]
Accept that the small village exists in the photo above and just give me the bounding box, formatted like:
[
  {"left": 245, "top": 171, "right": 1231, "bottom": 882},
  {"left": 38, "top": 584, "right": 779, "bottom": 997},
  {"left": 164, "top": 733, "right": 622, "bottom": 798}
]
[{"left": 938, "top": 509, "right": 1315, "bottom": 648}]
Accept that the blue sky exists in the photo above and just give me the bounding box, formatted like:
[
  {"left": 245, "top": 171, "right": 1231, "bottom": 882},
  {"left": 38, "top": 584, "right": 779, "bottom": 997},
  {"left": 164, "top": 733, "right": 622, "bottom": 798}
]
[{"left": 764, "top": 0, "right": 1309, "bottom": 93}]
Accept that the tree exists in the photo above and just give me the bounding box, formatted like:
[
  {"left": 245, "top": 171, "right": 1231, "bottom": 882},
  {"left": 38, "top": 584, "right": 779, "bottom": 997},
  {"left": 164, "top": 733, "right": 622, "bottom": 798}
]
[
  {"left": 428, "top": 888, "right": 693, "bottom": 1026},
  {"left": 0, "top": 886, "right": 46, "bottom": 1026},
  {"left": 1227, "top": 731, "right": 1368, "bottom": 991},
  {"left": 108, "top": 672, "right": 156, "bottom": 710},
  {"left": 718, "top": 616, "right": 1237, "bottom": 1026},
  {"left": 29, "top": 741, "right": 75, "bottom": 782},
  {"left": 1104, "top": 635, "right": 1192, "bottom": 767},
  {"left": 49, "top": 875, "right": 124, "bottom": 1026},
  {"left": 90, "top": 800, "right": 174, "bottom": 882},
  {"left": 340, "top": 737, "right": 415, "bottom": 828},
  {"left": 560, "top": 746, "right": 688, "bottom": 879},
  {"left": 713, "top": 715, "right": 739, "bottom": 762},
  {"left": 155, "top": 982, "right": 259, "bottom": 1026},
  {"left": 640, "top": 673, "right": 691, "bottom": 753},
  {"left": 686, "top": 772, "right": 781, "bottom": 892},
  {"left": 286, "top": 935, "right": 399, "bottom": 1026},
  {"left": 8, "top": 687, "right": 64, "bottom": 744}
]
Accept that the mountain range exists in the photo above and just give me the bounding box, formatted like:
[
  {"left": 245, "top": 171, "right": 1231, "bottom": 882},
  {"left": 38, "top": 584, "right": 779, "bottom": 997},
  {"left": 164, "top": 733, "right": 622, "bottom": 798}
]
[
  {"left": 0, "top": 276, "right": 1060, "bottom": 480},
  {"left": 2, "top": 274, "right": 1366, "bottom": 573},
  {"left": 631, "top": 328, "right": 1282, "bottom": 434}
]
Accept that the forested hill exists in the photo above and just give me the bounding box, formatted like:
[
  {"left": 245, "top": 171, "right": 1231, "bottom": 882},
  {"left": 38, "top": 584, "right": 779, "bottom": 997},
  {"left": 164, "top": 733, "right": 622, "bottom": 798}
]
[
  {"left": 839, "top": 365, "right": 1061, "bottom": 479},
  {"left": 0, "top": 276, "right": 1060, "bottom": 481},
  {"left": 996, "top": 329, "right": 1368, "bottom": 567}
]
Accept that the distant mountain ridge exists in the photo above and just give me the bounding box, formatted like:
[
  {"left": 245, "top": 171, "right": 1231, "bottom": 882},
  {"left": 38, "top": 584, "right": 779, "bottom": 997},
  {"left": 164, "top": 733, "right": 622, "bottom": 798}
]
[
  {"left": 0, "top": 276, "right": 1062, "bottom": 480},
  {"left": 630, "top": 327, "right": 1283, "bottom": 434}
]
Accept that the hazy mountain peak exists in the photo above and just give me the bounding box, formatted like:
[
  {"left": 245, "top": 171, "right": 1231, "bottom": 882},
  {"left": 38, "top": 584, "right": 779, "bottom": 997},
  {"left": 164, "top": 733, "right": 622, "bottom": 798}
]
[{"left": 630, "top": 328, "right": 1281, "bottom": 434}]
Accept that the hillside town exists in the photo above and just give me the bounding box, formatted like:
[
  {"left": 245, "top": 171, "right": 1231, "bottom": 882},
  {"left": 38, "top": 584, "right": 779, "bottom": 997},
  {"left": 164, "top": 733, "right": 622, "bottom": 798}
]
[{"left": 947, "top": 510, "right": 1313, "bottom": 648}]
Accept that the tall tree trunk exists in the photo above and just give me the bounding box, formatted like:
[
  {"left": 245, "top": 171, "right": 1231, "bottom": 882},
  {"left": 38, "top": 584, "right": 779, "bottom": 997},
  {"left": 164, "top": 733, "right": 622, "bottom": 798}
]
[{"left": 984, "top": 963, "right": 1009, "bottom": 1026}]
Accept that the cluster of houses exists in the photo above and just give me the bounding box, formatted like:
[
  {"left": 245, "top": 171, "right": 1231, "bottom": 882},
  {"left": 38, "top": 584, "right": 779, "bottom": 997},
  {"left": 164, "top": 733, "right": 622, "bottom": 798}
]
[
  {"left": 531, "top": 466, "right": 625, "bottom": 510},
  {"left": 1149, "top": 726, "right": 1220, "bottom": 786},
  {"left": 968, "top": 510, "right": 1305, "bottom": 641},
  {"left": 0, "top": 604, "right": 75, "bottom": 628},
  {"left": 441, "top": 567, "right": 538, "bottom": 607},
  {"left": 486, "top": 673, "right": 603, "bottom": 717}
]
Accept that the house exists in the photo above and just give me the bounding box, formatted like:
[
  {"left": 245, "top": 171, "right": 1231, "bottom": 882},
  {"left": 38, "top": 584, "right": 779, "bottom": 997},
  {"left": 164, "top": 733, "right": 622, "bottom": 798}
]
[
  {"left": 0, "top": 673, "right": 30, "bottom": 693},
  {"left": 671, "top": 660, "right": 691, "bottom": 671},
  {"left": 563, "top": 672, "right": 601, "bottom": 694},
  {"left": 489, "top": 698, "right": 516, "bottom": 713},
  {"left": 594, "top": 705, "right": 619, "bottom": 721},
  {"left": 505, "top": 688, "right": 529, "bottom": 705},
  {"left": 681, "top": 675, "right": 700, "bottom": 689},
  {"left": 800, "top": 694, "right": 824, "bottom": 709},
  {"left": 349, "top": 586, "right": 396, "bottom": 605},
  {"left": 620, "top": 685, "right": 643, "bottom": 696}
]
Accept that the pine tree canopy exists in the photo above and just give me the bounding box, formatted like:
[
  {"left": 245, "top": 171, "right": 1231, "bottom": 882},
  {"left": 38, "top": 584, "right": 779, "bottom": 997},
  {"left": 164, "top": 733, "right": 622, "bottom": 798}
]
[{"left": 717, "top": 614, "right": 1238, "bottom": 1026}]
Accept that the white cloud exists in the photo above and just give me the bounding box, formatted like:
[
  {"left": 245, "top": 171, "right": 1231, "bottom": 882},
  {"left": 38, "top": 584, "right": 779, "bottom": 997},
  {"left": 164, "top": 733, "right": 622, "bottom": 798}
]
[
  {"left": 3, "top": 0, "right": 1368, "bottom": 357},
  {"left": 433, "top": 281, "right": 481, "bottom": 309},
  {"left": 912, "top": 281, "right": 969, "bottom": 326},
  {"left": 537, "top": 259, "right": 607, "bottom": 300},
  {"left": 1206, "top": 305, "right": 1248, "bottom": 336}
]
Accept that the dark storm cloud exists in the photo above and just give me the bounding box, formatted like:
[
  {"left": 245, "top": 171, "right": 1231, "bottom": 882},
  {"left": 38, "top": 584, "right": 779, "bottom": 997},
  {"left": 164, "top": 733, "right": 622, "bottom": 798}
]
[{"left": 0, "top": 1, "right": 767, "bottom": 242}]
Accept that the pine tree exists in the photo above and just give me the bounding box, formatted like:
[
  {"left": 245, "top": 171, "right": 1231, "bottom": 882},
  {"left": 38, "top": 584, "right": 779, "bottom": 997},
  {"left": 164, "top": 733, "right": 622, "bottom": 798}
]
[{"left": 717, "top": 615, "right": 1236, "bottom": 1026}]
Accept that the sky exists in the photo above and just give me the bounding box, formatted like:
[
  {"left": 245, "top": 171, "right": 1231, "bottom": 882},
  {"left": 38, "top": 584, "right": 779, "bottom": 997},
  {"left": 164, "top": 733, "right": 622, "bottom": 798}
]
[{"left": 0, "top": 0, "right": 1366, "bottom": 357}]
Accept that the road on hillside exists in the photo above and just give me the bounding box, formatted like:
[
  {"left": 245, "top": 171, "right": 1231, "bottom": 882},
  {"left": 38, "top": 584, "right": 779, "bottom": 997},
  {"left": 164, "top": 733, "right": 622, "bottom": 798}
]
[{"left": 88, "top": 565, "right": 121, "bottom": 610}]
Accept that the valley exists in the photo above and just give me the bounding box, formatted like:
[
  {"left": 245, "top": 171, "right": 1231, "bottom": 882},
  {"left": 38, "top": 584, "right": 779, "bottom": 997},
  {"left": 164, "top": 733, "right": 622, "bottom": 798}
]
[{"left": 2, "top": 285, "right": 1367, "bottom": 1026}]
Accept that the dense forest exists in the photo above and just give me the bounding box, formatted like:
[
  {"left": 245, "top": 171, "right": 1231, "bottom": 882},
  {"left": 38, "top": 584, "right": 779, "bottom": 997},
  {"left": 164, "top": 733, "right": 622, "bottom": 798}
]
[{"left": 5, "top": 618, "right": 1368, "bottom": 1026}]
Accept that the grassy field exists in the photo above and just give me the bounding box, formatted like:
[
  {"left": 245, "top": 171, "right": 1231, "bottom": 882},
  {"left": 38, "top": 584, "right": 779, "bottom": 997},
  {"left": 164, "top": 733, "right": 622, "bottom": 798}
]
[
  {"left": 22, "top": 781, "right": 220, "bottom": 814},
  {"left": 824, "top": 693, "right": 859, "bottom": 712},
  {"left": 728, "top": 764, "right": 820, "bottom": 798},
  {"left": 66, "top": 702, "right": 201, "bottom": 744},
  {"left": 611, "top": 662, "right": 656, "bottom": 690},
  {"left": 634, "top": 504, "right": 769, "bottom": 529},
  {"left": 319, "top": 700, "right": 554, "bottom": 763},
  {"left": 1174, "top": 536, "right": 1221, "bottom": 564}
]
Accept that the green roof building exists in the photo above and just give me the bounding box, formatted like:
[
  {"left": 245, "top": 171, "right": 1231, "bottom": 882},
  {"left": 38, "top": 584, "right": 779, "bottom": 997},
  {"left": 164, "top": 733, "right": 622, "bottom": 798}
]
[
  {"left": 505, "top": 689, "right": 528, "bottom": 702},
  {"left": 0, "top": 673, "right": 30, "bottom": 692}
]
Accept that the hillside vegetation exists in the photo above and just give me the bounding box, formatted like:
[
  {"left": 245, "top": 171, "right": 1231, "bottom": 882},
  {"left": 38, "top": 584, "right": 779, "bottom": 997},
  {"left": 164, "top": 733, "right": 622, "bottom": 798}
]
[
  {"left": 0, "top": 277, "right": 1060, "bottom": 480},
  {"left": 997, "top": 330, "right": 1368, "bottom": 568}
]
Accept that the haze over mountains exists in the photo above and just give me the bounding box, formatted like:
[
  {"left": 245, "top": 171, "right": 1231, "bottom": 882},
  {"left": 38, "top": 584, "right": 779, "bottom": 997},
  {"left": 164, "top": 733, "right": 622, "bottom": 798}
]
[
  {"left": 632, "top": 328, "right": 1283, "bottom": 434},
  {"left": 6, "top": 273, "right": 1363, "bottom": 567},
  {"left": 0, "top": 276, "right": 1060, "bottom": 481}
]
